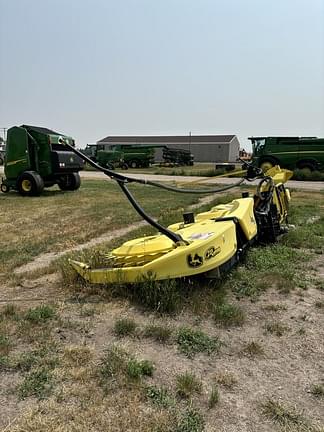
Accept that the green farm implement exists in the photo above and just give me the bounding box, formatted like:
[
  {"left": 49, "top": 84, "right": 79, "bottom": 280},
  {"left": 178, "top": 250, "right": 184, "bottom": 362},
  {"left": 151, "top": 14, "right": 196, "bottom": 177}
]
[{"left": 1, "top": 125, "right": 84, "bottom": 196}]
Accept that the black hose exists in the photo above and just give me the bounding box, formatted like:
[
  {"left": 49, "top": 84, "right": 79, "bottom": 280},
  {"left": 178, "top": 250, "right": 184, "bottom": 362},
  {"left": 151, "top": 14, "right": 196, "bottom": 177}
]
[
  {"left": 117, "top": 181, "right": 184, "bottom": 243},
  {"left": 62, "top": 142, "right": 260, "bottom": 245},
  {"left": 64, "top": 142, "right": 245, "bottom": 194},
  {"left": 142, "top": 177, "right": 245, "bottom": 194}
]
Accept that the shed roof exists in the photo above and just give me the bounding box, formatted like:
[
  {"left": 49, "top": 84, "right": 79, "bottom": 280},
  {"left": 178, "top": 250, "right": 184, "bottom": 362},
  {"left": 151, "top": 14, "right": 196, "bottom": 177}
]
[{"left": 97, "top": 134, "right": 236, "bottom": 144}]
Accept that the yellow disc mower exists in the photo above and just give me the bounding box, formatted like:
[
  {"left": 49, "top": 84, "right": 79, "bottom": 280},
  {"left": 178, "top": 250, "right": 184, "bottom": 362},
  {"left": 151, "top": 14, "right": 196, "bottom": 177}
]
[{"left": 63, "top": 143, "right": 292, "bottom": 285}]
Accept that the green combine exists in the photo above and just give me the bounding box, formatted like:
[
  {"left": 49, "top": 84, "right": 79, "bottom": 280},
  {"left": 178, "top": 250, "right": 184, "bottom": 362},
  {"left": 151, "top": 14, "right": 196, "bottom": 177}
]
[{"left": 1, "top": 125, "right": 84, "bottom": 196}]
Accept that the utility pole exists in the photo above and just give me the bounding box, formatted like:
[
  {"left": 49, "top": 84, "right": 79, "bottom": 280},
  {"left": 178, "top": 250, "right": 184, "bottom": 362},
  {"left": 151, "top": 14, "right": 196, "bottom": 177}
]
[{"left": 189, "top": 131, "right": 191, "bottom": 151}]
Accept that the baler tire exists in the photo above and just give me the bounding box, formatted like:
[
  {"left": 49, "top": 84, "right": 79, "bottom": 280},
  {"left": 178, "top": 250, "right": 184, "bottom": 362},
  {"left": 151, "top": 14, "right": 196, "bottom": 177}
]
[
  {"left": 17, "top": 171, "right": 44, "bottom": 196},
  {"left": 58, "top": 173, "right": 81, "bottom": 191},
  {"left": 1, "top": 183, "right": 10, "bottom": 193}
]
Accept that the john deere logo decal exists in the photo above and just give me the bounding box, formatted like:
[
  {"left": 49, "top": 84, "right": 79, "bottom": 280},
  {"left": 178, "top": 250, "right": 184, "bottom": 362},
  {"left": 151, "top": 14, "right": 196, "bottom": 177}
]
[
  {"left": 204, "top": 246, "right": 221, "bottom": 260},
  {"left": 70, "top": 156, "right": 74, "bottom": 163},
  {"left": 187, "top": 253, "right": 203, "bottom": 268}
]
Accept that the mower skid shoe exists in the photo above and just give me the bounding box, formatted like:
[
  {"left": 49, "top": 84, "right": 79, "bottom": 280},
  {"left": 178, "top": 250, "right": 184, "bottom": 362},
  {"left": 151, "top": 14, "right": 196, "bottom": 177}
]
[
  {"left": 68, "top": 259, "right": 132, "bottom": 284},
  {"left": 69, "top": 259, "right": 92, "bottom": 282}
]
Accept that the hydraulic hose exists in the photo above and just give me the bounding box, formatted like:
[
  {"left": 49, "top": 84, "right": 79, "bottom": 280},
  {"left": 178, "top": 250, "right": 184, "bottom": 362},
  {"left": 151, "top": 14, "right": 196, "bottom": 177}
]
[
  {"left": 64, "top": 142, "right": 245, "bottom": 194},
  {"left": 142, "top": 177, "right": 245, "bottom": 193},
  {"left": 117, "top": 181, "right": 184, "bottom": 243},
  {"left": 61, "top": 142, "right": 263, "bottom": 244}
]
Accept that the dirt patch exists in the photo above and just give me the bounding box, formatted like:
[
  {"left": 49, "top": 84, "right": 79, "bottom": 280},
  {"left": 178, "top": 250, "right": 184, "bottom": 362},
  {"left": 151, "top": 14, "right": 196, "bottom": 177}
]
[
  {"left": 85, "top": 286, "right": 324, "bottom": 432},
  {"left": 0, "top": 273, "right": 61, "bottom": 305}
]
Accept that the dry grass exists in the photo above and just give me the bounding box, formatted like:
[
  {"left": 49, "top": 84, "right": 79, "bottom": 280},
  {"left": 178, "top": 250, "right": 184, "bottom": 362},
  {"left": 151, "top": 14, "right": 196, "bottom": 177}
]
[
  {"left": 62, "top": 345, "right": 93, "bottom": 367},
  {"left": 0, "top": 179, "right": 202, "bottom": 275},
  {"left": 241, "top": 341, "right": 265, "bottom": 357},
  {"left": 1, "top": 188, "right": 324, "bottom": 432},
  {"left": 261, "top": 399, "right": 322, "bottom": 432},
  {"left": 214, "top": 371, "right": 238, "bottom": 389},
  {"left": 9, "top": 390, "right": 175, "bottom": 432}
]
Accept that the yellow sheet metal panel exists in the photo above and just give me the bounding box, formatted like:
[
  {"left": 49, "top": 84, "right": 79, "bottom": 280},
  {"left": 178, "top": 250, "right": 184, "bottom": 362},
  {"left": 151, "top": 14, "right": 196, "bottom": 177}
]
[
  {"left": 265, "top": 166, "right": 293, "bottom": 184},
  {"left": 69, "top": 220, "right": 237, "bottom": 284}
]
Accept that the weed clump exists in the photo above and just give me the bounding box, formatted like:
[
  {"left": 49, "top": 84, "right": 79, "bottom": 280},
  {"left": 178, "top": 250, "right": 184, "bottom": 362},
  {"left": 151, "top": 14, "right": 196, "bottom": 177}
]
[
  {"left": 214, "top": 371, "right": 237, "bottom": 389},
  {"left": 114, "top": 318, "right": 137, "bottom": 337},
  {"left": 63, "top": 345, "right": 92, "bottom": 366},
  {"left": 208, "top": 385, "right": 220, "bottom": 408},
  {"left": 261, "top": 399, "right": 315, "bottom": 430},
  {"left": 1, "top": 303, "right": 19, "bottom": 318},
  {"left": 25, "top": 305, "right": 56, "bottom": 324},
  {"left": 176, "top": 407, "right": 205, "bottom": 432},
  {"left": 176, "top": 372, "right": 202, "bottom": 399},
  {"left": 18, "top": 367, "right": 54, "bottom": 399},
  {"left": 177, "top": 327, "right": 220, "bottom": 357},
  {"left": 213, "top": 301, "right": 245, "bottom": 327},
  {"left": 146, "top": 385, "right": 175, "bottom": 408},
  {"left": 143, "top": 323, "right": 173, "bottom": 343},
  {"left": 126, "top": 359, "right": 154, "bottom": 380},
  {"left": 242, "top": 341, "right": 264, "bottom": 357},
  {"left": 14, "top": 346, "right": 59, "bottom": 372},
  {"left": 132, "top": 277, "right": 181, "bottom": 313},
  {"left": 264, "top": 321, "right": 289, "bottom": 337},
  {"left": 99, "top": 344, "right": 154, "bottom": 387},
  {"left": 99, "top": 345, "right": 129, "bottom": 380},
  {"left": 310, "top": 384, "right": 324, "bottom": 398},
  {"left": 0, "top": 334, "right": 11, "bottom": 355}
]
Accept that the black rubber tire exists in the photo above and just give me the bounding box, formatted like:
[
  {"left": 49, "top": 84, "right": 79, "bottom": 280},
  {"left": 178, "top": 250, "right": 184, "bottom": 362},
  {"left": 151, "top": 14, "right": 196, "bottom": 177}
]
[
  {"left": 297, "top": 161, "right": 317, "bottom": 172},
  {"left": 1, "top": 183, "right": 9, "bottom": 193},
  {"left": 120, "top": 163, "right": 129, "bottom": 170},
  {"left": 259, "top": 157, "right": 277, "bottom": 173},
  {"left": 17, "top": 171, "right": 44, "bottom": 196},
  {"left": 58, "top": 172, "right": 81, "bottom": 191},
  {"left": 129, "top": 160, "right": 138, "bottom": 169}
]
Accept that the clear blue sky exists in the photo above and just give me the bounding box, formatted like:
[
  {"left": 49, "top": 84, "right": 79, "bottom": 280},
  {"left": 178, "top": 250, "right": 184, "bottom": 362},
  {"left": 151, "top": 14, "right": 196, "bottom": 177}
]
[{"left": 1, "top": 0, "right": 323, "bottom": 149}]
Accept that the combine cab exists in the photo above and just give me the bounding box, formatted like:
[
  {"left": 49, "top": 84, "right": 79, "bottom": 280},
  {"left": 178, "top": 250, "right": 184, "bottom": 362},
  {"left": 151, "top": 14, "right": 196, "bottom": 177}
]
[{"left": 1, "top": 125, "right": 84, "bottom": 196}]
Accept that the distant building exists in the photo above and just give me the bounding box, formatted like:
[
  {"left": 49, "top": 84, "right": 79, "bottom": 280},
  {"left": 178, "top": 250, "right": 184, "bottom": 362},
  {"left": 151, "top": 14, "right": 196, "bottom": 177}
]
[{"left": 96, "top": 134, "right": 240, "bottom": 163}]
